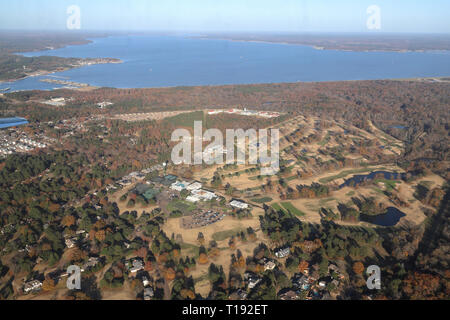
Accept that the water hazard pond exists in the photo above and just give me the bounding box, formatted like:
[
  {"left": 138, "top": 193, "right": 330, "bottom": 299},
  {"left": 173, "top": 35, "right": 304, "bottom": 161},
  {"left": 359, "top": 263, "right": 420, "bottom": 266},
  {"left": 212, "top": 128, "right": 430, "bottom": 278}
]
[
  {"left": 340, "top": 171, "right": 408, "bottom": 227},
  {"left": 360, "top": 207, "right": 406, "bottom": 227}
]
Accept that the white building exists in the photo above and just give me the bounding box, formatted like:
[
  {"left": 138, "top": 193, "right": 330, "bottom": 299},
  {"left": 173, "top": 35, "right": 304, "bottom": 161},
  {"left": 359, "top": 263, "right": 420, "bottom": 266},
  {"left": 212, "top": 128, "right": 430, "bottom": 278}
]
[
  {"left": 170, "top": 181, "right": 190, "bottom": 191},
  {"left": 230, "top": 200, "right": 249, "bottom": 210},
  {"left": 97, "top": 101, "right": 114, "bottom": 108},
  {"left": 186, "top": 195, "right": 200, "bottom": 203},
  {"left": 65, "top": 238, "right": 76, "bottom": 248},
  {"left": 248, "top": 277, "right": 262, "bottom": 289},
  {"left": 275, "top": 247, "right": 290, "bottom": 258},
  {"left": 142, "top": 276, "right": 151, "bottom": 287},
  {"left": 264, "top": 260, "right": 276, "bottom": 271},
  {"left": 191, "top": 189, "right": 217, "bottom": 201},
  {"left": 186, "top": 182, "right": 202, "bottom": 191},
  {"left": 207, "top": 109, "right": 224, "bottom": 115},
  {"left": 83, "top": 257, "right": 100, "bottom": 270}
]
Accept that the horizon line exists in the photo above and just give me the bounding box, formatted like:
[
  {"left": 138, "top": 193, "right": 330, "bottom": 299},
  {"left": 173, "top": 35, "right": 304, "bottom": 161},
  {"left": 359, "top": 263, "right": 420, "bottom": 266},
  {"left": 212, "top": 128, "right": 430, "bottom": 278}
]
[{"left": 1, "top": 29, "right": 450, "bottom": 36}]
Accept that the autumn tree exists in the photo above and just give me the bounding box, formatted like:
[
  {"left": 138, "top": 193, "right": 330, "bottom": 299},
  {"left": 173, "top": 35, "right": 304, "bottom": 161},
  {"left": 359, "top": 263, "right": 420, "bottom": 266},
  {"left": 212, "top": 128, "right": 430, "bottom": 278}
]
[
  {"left": 197, "top": 232, "right": 205, "bottom": 245},
  {"left": 180, "top": 288, "right": 195, "bottom": 300},
  {"left": 165, "top": 268, "right": 176, "bottom": 281},
  {"left": 298, "top": 260, "right": 309, "bottom": 274},
  {"left": 42, "top": 278, "right": 55, "bottom": 291},
  {"left": 353, "top": 261, "right": 365, "bottom": 275},
  {"left": 237, "top": 250, "right": 246, "bottom": 269},
  {"left": 198, "top": 253, "right": 209, "bottom": 265},
  {"left": 69, "top": 248, "right": 86, "bottom": 262},
  {"left": 61, "top": 215, "right": 76, "bottom": 228}
]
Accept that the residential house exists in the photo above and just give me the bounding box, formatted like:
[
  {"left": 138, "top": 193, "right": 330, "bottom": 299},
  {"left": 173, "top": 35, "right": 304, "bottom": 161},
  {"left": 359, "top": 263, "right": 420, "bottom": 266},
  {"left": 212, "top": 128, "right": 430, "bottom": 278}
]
[
  {"left": 142, "top": 276, "right": 151, "bottom": 287},
  {"left": 244, "top": 272, "right": 262, "bottom": 290},
  {"left": 129, "top": 259, "right": 144, "bottom": 273},
  {"left": 82, "top": 257, "right": 100, "bottom": 271},
  {"left": 65, "top": 238, "right": 76, "bottom": 249},
  {"left": 279, "top": 290, "right": 299, "bottom": 300},
  {"left": 23, "top": 280, "right": 42, "bottom": 293},
  {"left": 263, "top": 259, "right": 276, "bottom": 271},
  {"left": 144, "top": 287, "right": 154, "bottom": 300},
  {"left": 275, "top": 247, "right": 290, "bottom": 258},
  {"left": 248, "top": 277, "right": 262, "bottom": 289}
]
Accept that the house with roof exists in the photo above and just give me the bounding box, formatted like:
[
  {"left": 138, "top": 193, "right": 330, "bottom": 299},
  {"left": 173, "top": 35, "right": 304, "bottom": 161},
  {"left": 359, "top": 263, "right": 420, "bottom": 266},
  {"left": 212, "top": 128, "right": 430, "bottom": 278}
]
[
  {"left": 244, "top": 271, "right": 262, "bottom": 289},
  {"left": 328, "top": 264, "right": 345, "bottom": 280},
  {"left": 142, "top": 276, "right": 151, "bottom": 287},
  {"left": 82, "top": 257, "right": 100, "bottom": 271},
  {"left": 275, "top": 247, "right": 290, "bottom": 258},
  {"left": 292, "top": 273, "right": 311, "bottom": 291},
  {"left": 278, "top": 289, "right": 300, "bottom": 300},
  {"left": 129, "top": 258, "right": 144, "bottom": 273},
  {"left": 230, "top": 288, "right": 248, "bottom": 300},
  {"left": 263, "top": 259, "right": 276, "bottom": 271},
  {"left": 248, "top": 277, "right": 262, "bottom": 289},
  {"left": 144, "top": 287, "right": 154, "bottom": 300},
  {"left": 65, "top": 238, "right": 76, "bottom": 249},
  {"left": 23, "top": 280, "right": 42, "bottom": 294}
]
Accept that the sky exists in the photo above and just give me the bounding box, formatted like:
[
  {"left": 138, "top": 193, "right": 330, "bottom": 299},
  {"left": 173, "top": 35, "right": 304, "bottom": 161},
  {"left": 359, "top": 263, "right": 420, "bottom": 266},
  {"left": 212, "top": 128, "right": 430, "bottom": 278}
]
[{"left": 0, "top": 0, "right": 449, "bottom": 34}]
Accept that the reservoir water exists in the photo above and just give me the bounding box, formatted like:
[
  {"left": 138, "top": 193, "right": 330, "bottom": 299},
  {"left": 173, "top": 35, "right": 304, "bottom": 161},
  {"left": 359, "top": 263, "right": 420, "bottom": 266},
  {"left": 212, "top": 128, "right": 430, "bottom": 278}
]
[
  {"left": 340, "top": 171, "right": 405, "bottom": 188},
  {"left": 1, "top": 35, "right": 450, "bottom": 91},
  {"left": 0, "top": 117, "right": 29, "bottom": 129},
  {"left": 360, "top": 207, "right": 406, "bottom": 227}
]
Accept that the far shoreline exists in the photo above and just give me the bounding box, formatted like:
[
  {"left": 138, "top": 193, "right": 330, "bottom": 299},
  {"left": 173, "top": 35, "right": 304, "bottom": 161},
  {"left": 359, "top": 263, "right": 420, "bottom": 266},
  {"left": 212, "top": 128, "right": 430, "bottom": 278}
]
[{"left": 194, "top": 35, "right": 450, "bottom": 54}]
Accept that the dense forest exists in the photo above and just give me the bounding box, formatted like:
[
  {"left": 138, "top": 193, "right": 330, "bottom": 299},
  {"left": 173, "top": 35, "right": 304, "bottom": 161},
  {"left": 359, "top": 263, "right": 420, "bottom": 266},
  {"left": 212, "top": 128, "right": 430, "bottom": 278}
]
[{"left": 0, "top": 76, "right": 448, "bottom": 299}]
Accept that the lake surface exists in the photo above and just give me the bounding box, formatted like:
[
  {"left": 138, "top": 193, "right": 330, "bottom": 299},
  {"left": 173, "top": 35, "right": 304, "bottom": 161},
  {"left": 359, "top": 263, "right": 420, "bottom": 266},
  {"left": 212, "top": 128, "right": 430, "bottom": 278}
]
[
  {"left": 1, "top": 35, "right": 450, "bottom": 91},
  {"left": 340, "top": 171, "right": 405, "bottom": 188},
  {"left": 0, "top": 117, "right": 29, "bottom": 129},
  {"left": 360, "top": 207, "right": 406, "bottom": 227}
]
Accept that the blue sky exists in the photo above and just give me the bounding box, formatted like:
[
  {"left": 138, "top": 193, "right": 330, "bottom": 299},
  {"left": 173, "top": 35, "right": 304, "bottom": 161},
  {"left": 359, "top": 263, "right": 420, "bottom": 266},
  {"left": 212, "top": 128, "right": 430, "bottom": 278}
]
[{"left": 0, "top": 0, "right": 449, "bottom": 33}]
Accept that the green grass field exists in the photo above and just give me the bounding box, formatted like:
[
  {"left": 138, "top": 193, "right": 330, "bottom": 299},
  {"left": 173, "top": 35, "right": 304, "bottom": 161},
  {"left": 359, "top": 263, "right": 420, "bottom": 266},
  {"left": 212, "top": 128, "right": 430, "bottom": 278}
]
[
  {"left": 374, "top": 179, "right": 401, "bottom": 191},
  {"left": 271, "top": 203, "right": 287, "bottom": 214},
  {"left": 167, "top": 199, "right": 196, "bottom": 213},
  {"left": 212, "top": 228, "right": 245, "bottom": 241},
  {"left": 280, "top": 202, "right": 305, "bottom": 217},
  {"left": 251, "top": 197, "right": 273, "bottom": 203}
]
